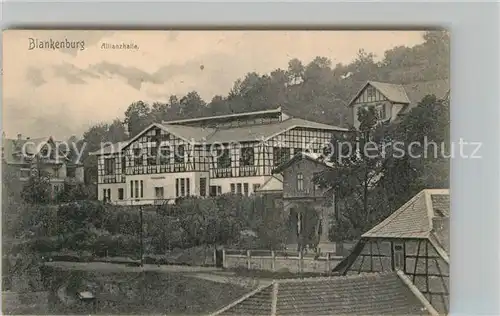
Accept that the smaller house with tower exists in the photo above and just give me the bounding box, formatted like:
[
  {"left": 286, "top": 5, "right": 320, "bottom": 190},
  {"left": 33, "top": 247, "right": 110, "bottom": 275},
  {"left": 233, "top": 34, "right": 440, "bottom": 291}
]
[{"left": 272, "top": 152, "right": 337, "bottom": 254}]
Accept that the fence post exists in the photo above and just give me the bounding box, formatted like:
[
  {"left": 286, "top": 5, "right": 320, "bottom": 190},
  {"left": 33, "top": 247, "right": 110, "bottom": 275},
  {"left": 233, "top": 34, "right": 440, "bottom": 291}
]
[
  {"left": 299, "top": 251, "right": 303, "bottom": 274},
  {"left": 326, "top": 252, "right": 330, "bottom": 273},
  {"left": 271, "top": 250, "right": 276, "bottom": 272},
  {"left": 247, "top": 250, "right": 251, "bottom": 270}
]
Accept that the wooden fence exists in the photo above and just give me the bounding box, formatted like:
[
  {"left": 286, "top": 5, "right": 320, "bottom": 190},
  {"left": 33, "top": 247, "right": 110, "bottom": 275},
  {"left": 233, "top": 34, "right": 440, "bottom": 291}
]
[{"left": 222, "top": 249, "right": 344, "bottom": 274}]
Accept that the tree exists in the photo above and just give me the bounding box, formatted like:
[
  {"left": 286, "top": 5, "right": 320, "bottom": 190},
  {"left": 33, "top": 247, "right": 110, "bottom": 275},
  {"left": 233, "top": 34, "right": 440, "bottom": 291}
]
[
  {"left": 317, "top": 106, "right": 388, "bottom": 241},
  {"left": 21, "top": 166, "right": 52, "bottom": 205},
  {"left": 124, "top": 101, "right": 152, "bottom": 137}
]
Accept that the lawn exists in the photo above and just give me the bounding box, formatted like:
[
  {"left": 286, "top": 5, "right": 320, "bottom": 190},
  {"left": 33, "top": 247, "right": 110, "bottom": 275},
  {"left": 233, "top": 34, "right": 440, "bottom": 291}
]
[{"left": 43, "top": 267, "right": 249, "bottom": 315}]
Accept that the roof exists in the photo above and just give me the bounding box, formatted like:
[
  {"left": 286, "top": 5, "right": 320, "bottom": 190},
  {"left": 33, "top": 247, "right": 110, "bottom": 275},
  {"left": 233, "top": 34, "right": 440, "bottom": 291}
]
[
  {"left": 91, "top": 117, "right": 346, "bottom": 156},
  {"left": 255, "top": 174, "right": 283, "bottom": 193},
  {"left": 211, "top": 272, "right": 436, "bottom": 316},
  {"left": 163, "top": 106, "right": 284, "bottom": 125},
  {"left": 362, "top": 189, "right": 449, "bottom": 240},
  {"left": 348, "top": 79, "right": 450, "bottom": 111},
  {"left": 2, "top": 136, "right": 68, "bottom": 164},
  {"left": 88, "top": 141, "right": 129, "bottom": 156},
  {"left": 272, "top": 151, "right": 334, "bottom": 174}
]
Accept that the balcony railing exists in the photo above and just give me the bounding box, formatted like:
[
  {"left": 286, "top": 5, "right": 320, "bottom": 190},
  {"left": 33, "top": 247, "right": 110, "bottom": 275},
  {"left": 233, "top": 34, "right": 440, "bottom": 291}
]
[
  {"left": 213, "top": 168, "right": 233, "bottom": 178},
  {"left": 239, "top": 165, "right": 257, "bottom": 177},
  {"left": 284, "top": 189, "right": 325, "bottom": 199}
]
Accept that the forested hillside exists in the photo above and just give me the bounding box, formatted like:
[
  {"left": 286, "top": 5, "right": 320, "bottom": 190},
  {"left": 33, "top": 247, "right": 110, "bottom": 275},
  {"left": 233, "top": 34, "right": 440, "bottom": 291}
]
[{"left": 77, "top": 30, "right": 449, "bottom": 184}]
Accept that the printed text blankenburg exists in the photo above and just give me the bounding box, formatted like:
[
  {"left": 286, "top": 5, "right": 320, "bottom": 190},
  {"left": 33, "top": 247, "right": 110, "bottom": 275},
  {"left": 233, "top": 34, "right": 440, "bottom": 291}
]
[{"left": 28, "top": 38, "right": 85, "bottom": 51}]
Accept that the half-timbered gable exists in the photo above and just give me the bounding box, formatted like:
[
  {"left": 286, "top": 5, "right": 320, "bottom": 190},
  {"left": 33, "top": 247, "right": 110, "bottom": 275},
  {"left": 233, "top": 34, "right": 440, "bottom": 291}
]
[
  {"left": 333, "top": 189, "right": 450, "bottom": 314},
  {"left": 348, "top": 79, "right": 450, "bottom": 129}
]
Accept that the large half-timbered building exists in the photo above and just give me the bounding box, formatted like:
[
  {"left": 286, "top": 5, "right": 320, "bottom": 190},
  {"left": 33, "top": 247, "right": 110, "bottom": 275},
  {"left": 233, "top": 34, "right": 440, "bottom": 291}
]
[
  {"left": 332, "top": 189, "right": 450, "bottom": 314},
  {"left": 90, "top": 107, "right": 346, "bottom": 205}
]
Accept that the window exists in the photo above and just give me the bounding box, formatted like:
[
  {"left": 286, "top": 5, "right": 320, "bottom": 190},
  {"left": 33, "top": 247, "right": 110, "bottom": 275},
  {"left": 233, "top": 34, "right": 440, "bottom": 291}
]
[
  {"left": 176, "top": 179, "right": 180, "bottom": 197},
  {"left": 209, "top": 185, "right": 217, "bottom": 197},
  {"left": 273, "top": 147, "right": 290, "bottom": 166},
  {"left": 130, "top": 181, "right": 134, "bottom": 198},
  {"left": 366, "top": 86, "right": 375, "bottom": 98},
  {"left": 159, "top": 147, "right": 170, "bottom": 165},
  {"left": 376, "top": 103, "right": 387, "bottom": 120},
  {"left": 243, "top": 183, "right": 249, "bottom": 196},
  {"left": 253, "top": 184, "right": 261, "bottom": 193},
  {"left": 186, "top": 178, "right": 190, "bottom": 196},
  {"left": 393, "top": 243, "right": 404, "bottom": 270},
  {"left": 217, "top": 186, "right": 222, "bottom": 195},
  {"left": 174, "top": 145, "right": 185, "bottom": 163},
  {"left": 135, "top": 180, "right": 139, "bottom": 198},
  {"left": 107, "top": 189, "right": 111, "bottom": 201},
  {"left": 294, "top": 148, "right": 302, "bottom": 155},
  {"left": 240, "top": 147, "right": 254, "bottom": 166},
  {"left": 104, "top": 158, "right": 115, "bottom": 175},
  {"left": 200, "top": 178, "right": 207, "bottom": 197},
  {"left": 118, "top": 188, "right": 124, "bottom": 200},
  {"left": 230, "top": 183, "right": 236, "bottom": 194},
  {"left": 67, "top": 166, "right": 76, "bottom": 178},
  {"left": 148, "top": 147, "right": 157, "bottom": 165},
  {"left": 237, "top": 183, "right": 242, "bottom": 194},
  {"left": 121, "top": 156, "right": 127, "bottom": 173},
  {"left": 180, "top": 178, "right": 186, "bottom": 196},
  {"left": 53, "top": 167, "right": 60, "bottom": 178},
  {"left": 155, "top": 187, "right": 164, "bottom": 199},
  {"left": 134, "top": 148, "right": 142, "bottom": 166},
  {"left": 313, "top": 172, "right": 322, "bottom": 192},
  {"left": 140, "top": 180, "right": 144, "bottom": 198},
  {"left": 103, "top": 188, "right": 111, "bottom": 202},
  {"left": 217, "top": 148, "right": 231, "bottom": 168},
  {"left": 103, "top": 189, "right": 107, "bottom": 202},
  {"left": 297, "top": 173, "right": 304, "bottom": 191}
]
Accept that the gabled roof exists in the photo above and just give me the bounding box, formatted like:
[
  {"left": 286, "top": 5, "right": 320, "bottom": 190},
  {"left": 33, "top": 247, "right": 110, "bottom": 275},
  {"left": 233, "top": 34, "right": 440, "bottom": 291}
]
[
  {"left": 90, "top": 117, "right": 346, "bottom": 157},
  {"left": 255, "top": 174, "right": 283, "bottom": 193},
  {"left": 2, "top": 136, "right": 70, "bottom": 164},
  {"left": 205, "top": 117, "right": 346, "bottom": 144},
  {"left": 211, "top": 272, "right": 437, "bottom": 316},
  {"left": 362, "top": 189, "right": 449, "bottom": 240},
  {"left": 162, "top": 106, "right": 284, "bottom": 125},
  {"left": 348, "top": 79, "right": 450, "bottom": 111},
  {"left": 272, "top": 151, "right": 334, "bottom": 174}
]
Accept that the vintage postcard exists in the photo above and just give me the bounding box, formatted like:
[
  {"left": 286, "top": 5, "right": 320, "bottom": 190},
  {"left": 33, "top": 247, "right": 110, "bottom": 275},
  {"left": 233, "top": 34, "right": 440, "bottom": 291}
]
[{"left": 2, "top": 30, "right": 450, "bottom": 315}]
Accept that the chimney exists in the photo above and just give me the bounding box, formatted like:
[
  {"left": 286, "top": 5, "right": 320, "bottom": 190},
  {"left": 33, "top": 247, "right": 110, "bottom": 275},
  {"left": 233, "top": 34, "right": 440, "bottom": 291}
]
[{"left": 17, "top": 133, "right": 22, "bottom": 140}]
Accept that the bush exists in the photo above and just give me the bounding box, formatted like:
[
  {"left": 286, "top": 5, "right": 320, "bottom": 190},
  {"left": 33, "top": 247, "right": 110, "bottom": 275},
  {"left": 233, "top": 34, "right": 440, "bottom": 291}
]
[{"left": 30, "top": 237, "right": 61, "bottom": 253}]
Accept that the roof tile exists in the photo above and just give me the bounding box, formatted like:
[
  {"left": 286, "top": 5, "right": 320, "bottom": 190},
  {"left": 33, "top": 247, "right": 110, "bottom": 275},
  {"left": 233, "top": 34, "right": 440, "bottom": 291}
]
[{"left": 214, "top": 272, "right": 431, "bottom": 316}]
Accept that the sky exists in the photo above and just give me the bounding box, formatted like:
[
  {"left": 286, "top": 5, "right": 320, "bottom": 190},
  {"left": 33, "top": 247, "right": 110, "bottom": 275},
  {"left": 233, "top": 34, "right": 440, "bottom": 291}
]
[{"left": 2, "top": 30, "right": 425, "bottom": 140}]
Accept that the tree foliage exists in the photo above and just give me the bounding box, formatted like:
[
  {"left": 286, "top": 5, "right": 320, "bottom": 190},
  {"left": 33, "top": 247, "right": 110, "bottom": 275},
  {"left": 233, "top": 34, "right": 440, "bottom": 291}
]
[{"left": 72, "top": 31, "right": 449, "bottom": 187}]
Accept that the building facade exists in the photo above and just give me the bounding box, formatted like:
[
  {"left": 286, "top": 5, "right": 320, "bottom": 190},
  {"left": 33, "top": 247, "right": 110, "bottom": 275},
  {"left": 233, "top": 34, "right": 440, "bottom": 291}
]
[
  {"left": 333, "top": 189, "right": 450, "bottom": 314},
  {"left": 90, "top": 107, "right": 346, "bottom": 205},
  {"left": 272, "top": 152, "right": 336, "bottom": 252},
  {"left": 348, "top": 79, "right": 450, "bottom": 129},
  {"left": 2, "top": 134, "right": 84, "bottom": 197}
]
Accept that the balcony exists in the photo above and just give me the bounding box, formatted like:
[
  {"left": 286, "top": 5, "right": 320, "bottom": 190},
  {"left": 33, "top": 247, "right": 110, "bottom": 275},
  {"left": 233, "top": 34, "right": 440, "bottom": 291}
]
[
  {"left": 284, "top": 188, "right": 325, "bottom": 199},
  {"left": 213, "top": 168, "right": 232, "bottom": 178},
  {"left": 239, "top": 165, "right": 257, "bottom": 177}
]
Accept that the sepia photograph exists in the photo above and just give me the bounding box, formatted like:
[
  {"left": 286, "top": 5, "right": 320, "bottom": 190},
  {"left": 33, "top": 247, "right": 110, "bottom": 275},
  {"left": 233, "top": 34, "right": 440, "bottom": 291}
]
[{"left": 2, "top": 29, "right": 450, "bottom": 315}]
